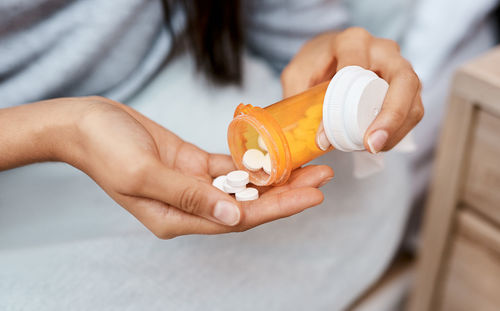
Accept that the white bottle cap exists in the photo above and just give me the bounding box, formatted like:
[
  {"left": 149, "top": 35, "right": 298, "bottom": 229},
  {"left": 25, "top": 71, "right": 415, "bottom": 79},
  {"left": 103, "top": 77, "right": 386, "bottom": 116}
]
[{"left": 322, "top": 66, "right": 389, "bottom": 152}]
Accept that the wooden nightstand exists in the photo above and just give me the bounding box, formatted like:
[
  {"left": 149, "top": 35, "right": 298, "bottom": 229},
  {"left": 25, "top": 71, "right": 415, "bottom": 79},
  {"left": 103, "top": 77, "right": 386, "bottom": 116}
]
[{"left": 408, "top": 47, "right": 500, "bottom": 311}]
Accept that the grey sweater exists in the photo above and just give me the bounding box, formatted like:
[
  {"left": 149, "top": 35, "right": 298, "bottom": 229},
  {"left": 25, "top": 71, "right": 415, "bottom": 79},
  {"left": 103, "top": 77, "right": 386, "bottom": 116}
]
[
  {"left": 0, "top": 0, "right": 349, "bottom": 107},
  {"left": 0, "top": 0, "right": 169, "bottom": 106}
]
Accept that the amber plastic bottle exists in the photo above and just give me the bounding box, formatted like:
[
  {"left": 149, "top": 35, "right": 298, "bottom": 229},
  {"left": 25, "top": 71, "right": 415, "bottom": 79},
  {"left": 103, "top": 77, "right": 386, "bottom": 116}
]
[
  {"left": 227, "top": 81, "right": 330, "bottom": 186},
  {"left": 227, "top": 66, "right": 388, "bottom": 186}
]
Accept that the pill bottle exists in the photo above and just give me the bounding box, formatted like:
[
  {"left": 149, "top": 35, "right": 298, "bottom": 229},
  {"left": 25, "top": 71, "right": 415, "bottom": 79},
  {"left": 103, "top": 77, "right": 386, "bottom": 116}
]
[{"left": 227, "top": 66, "right": 388, "bottom": 186}]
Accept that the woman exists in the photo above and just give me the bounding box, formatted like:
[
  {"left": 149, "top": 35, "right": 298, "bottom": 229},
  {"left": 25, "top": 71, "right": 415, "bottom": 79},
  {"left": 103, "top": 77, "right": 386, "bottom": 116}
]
[{"left": 0, "top": 0, "right": 423, "bottom": 309}]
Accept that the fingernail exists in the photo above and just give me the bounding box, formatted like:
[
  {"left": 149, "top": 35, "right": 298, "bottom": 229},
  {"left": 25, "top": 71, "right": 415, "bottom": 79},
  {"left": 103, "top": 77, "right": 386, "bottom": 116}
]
[
  {"left": 213, "top": 201, "right": 240, "bottom": 226},
  {"left": 367, "top": 130, "right": 388, "bottom": 154},
  {"left": 318, "top": 177, "right": 333, "bottom": 188},
  {"left": 316, "top": 130, "right": 331, "bottom": 151}
]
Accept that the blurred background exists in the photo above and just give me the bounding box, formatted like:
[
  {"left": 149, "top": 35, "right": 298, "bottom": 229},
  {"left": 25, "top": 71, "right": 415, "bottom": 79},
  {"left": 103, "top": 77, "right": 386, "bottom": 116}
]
[{"left": 1, "top": 0, "right": 500, "bottom": 310}]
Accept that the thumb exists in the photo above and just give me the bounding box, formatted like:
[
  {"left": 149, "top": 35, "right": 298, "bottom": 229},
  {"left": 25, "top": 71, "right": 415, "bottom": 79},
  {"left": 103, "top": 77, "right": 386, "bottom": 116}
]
[
  {"left": 139, "top": 164, "right": 241, "bottom": 226},
  {"left": 315, "top": 121, "right": 331, "bottom": 151}
]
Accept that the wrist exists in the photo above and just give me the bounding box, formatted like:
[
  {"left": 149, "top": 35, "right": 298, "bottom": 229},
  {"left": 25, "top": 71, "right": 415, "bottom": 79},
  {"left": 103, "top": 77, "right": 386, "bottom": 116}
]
[
  {"left": 0, "top": 98, "right": 86, "bottom": 170},
  {"left": 43, "top": 98, "right": 88, "bottom": 165}
]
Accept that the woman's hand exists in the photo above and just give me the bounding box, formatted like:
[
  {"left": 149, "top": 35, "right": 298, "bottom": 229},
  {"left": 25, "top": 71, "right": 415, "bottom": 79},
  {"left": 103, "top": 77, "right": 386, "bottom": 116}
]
[
  {"left": 30, "top": 97, "right": 333, "bottom": 239},
  {"left": 281, "top": 27, "right": 424, "bottom": 153}
]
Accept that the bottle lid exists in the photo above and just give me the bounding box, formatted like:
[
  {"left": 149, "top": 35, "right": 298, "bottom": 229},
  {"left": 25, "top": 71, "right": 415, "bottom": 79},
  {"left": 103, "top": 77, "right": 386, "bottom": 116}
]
[{"left": 322, "top": 66, "right": 389, "bottom": 152}]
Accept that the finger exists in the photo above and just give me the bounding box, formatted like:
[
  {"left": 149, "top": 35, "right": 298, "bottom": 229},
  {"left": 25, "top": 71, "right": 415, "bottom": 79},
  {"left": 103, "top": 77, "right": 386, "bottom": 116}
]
[
  {"left": 259, "top": 164, "right": 334, "bottom": 195},
  {"left": 117, "top": 194, "right": 224, "bottom": 239},
  {"left": 382, "top": 93, "right": 424, "bottom": 151},
  {"left": 208, "top": 153, "right": 236, "bottom": 178},
  {"left": 334, "top": 28, "right": 371, "bottom": 70},
  {"left": 175, "top": 187, "right": 324, "bottom": 235},
  {"left": 365, "top": 58, "right": 420, "bottom": 153},
  {"left": 178, "top": 165, "right": 332, "bottom": 234},
  {"left": 315, "top": 121, "right": 331, "bottom": 151},
  {"left": 120, "top": 185, "right": 325, "bottom": 238},
  {"left": 240, "top": 187, "right": 324, "bottom": 228},
  {"left": 139, "top": 162, "right": 242, "bottom": 226},
  {"left": 281, "top": 33, "right": 338, "bottom": 97}
]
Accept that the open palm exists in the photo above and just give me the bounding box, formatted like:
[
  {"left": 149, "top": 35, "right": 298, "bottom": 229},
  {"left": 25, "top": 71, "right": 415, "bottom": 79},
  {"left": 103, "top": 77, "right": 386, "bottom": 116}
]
[{"left": 71, "top": 97, "right": 333, "bottom": 239}]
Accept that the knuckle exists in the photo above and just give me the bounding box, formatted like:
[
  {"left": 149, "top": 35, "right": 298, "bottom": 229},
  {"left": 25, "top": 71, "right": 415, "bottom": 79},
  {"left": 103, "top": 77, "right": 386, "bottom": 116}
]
[
  {"left": 234, "top": 225, "right": 250, "bottom": 233},
  {"left": 408, "top": 72, "right": 421, "bottom": 90},
  {"left": 280, "top": 65, "right": 294, "bottom": 83},
  {"left": 121, "top": 159, "right": 152, "bottom": 193},
  {"left": 344, "top": 27, "right": 371, "bottom": 40},
  {"left": 398, "top": 67, "right": 420, "bottom": 90},
  {"left": 83, "top": 96, "right": 116, "bottom": 108},
  {"left": 412, "top": 103, "right": 425, "bottom": 123},
  {"left": 384, "top": 109, "right": 406, "bottom": 124},
  {"left": 380, "top": 38, "right": 400, "bottom": 52},
  {"left": 84, "top": 95, "right": 106, "bottom": 102},
  {"left": 417, "top": 79, "right": 423, "bottom": 92},
  {"left": 178, "top": 186, "right": 204, "bottom": 215},
  {"left": 152, "top": 228, "right": 177, "bottom": 240},
  {"left": 149, "top": 206, "right": 184, "bottom": 239}
]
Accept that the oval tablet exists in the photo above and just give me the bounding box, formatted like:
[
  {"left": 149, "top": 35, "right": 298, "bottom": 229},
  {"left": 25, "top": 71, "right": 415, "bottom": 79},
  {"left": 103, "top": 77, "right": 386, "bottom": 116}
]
[
  {"left": 226, "top": 170, "right": 249, "bottom": 187},
  {"left": 262, "top": 153, "right": 272, "bottom": 175},
  {"left": 223, "top": 182, "right": 246, "bottom": 194},
  {"left": 236, "top": 187, "right": 259, "bottom": 201},
  {"left": 212, "top": 175, "right": 226, "bottom": 191},
  {"left": 242, "top": 149, "right": 265, "bottom": 171},
  {"left": 258, "top": 135, "right": 268, "bottom": 152}
]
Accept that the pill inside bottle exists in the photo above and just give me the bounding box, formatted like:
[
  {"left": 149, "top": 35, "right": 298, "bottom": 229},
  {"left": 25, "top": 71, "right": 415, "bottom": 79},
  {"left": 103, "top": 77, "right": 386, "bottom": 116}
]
[{"left": 227, "top": 66, "right": 388, "bottom": 186}]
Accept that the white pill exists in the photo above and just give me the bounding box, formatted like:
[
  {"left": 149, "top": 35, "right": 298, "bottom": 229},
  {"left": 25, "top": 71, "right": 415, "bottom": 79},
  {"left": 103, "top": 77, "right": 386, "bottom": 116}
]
[
  {"left": 212, "top": 175, "right": 226, "bottom": 191},
  {"left": 242, "top": 149, "right": 265, "bottom": 171},
  {"left": 263, "top": 153, "right": 272, "bottom": 175},
  {"left": 258, "top": 135, "right": 268, "bottom": 152},
  {"left": 223, "top": 182, "right": 246, "bottom": 194},
  {"left": 236, "top": 187, "right": 259, "bottom": 201},
  {"left": 226, "top": 170, "right": 249, "bottom": 187}
]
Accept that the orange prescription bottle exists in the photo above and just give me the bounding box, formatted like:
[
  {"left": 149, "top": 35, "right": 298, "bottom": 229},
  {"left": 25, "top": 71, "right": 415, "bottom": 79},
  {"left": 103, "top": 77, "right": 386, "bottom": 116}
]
[{"left": 227, "top": 66, "right": 389, "bottom": 186}]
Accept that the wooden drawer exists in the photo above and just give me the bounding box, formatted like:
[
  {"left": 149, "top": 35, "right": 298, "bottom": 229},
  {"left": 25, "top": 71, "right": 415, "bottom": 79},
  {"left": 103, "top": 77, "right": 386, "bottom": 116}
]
[
  {"left": 438, "top": 210, "right": 500, "bottom": 311},
  {"left": 463, "top": 111, "right": 500, "bottom": 226}
]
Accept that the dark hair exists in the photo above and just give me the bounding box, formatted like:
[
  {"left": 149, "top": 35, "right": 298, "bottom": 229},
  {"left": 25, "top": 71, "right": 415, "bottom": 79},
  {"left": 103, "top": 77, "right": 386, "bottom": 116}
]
[
  {"left": 495, "top": 3, "right": 500, "bottom": 43},
  {"left": 161, "top": 0, "right": 243, "bottom": 84}
]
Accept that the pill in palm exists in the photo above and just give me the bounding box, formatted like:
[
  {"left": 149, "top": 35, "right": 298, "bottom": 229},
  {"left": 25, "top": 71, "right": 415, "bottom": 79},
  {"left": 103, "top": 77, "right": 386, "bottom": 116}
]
[
  {"left": 242, "top": 149, "right": 265, "bottom": 171},
  {"left": 236, "top": 187, "right": 259, "bottom": 201},
  {"left": 212, "top": 175, "right": 226, "bottom": 191},
  {"left": 258, "top": 135, "right": 268, "bottom": 152},
  {"left": 226, "top": 170, "right": 249, "bottom": 187},
  {"left": 263, "top": 153, "right": 272, "bottom": 175},
  {"left": 223, "top": 182, "right": 246, "bottom": 194}
]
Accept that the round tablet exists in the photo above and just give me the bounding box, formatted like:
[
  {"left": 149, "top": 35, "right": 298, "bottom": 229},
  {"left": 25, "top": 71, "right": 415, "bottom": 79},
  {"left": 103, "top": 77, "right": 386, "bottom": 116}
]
[
  {"left": 262, "top": 153, "right": 272, "bottom": 175},
  {"left": 258, "top": 135, "right": 268, "bottom": 152},
  {"left": 242, "top": 149, "right": 265, "bottom": 171},
  {"left": 223, "top": 182, "right": 246, "bottom": 194},
  {"left": 235, "top": 187, "right": 259, "bottom": 201},
  {"left": 212, "top": 175, "right": 226, "bottom": 192},
  {"left": 226, "top": 170, "right": 249, "bottom": 187}
]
